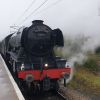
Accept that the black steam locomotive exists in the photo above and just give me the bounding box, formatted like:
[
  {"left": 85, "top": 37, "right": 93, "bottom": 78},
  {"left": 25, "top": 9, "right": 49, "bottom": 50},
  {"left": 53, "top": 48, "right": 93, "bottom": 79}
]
[{"left": 0, "top": 20, "right": 70, "bottom": 92}]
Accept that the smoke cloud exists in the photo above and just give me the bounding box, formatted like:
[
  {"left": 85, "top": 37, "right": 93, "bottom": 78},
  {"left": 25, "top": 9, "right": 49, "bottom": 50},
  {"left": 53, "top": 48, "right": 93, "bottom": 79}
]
[
  {"left": 57, "top": 34, "right": 100, "bottom": 83},
  {"left": 61, "top": 34, "right": 100, "bottom": 66}
]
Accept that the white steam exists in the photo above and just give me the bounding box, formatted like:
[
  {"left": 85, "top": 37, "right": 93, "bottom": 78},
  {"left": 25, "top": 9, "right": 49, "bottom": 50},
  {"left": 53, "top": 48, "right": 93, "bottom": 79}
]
[
  {"left": 61, "top": 34, "right": 100, "bottom": 66},
  {"left": 57, "top": 34, "right": 100, "bottom": 84}
]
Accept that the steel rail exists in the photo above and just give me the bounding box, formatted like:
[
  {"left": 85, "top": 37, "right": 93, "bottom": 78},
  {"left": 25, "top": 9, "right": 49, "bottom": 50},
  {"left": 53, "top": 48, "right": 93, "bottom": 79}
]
[{"left": 57, "top": 90, "right": 67, "bottom": 100}]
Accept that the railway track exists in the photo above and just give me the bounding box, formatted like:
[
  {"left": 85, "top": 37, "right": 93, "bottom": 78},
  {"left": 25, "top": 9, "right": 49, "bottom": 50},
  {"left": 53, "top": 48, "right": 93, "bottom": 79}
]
[
  {"left": 23, "top": 90, "right": 67, "bottom": 100},
  {"left": 57, "top": 90, "right": 67, "bottom": 100}
]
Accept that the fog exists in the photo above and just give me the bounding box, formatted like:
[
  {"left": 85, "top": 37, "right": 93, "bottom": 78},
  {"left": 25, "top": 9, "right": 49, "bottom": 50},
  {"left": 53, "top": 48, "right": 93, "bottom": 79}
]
[
  {"left": 0, "top": 0, "right": 100, "bottom": 86},
  {"left": 0, "top": 0, "right": 100, "bottom": 40},
  {"left": 0, "top": 0, "right": 100, "bottom": 61}
]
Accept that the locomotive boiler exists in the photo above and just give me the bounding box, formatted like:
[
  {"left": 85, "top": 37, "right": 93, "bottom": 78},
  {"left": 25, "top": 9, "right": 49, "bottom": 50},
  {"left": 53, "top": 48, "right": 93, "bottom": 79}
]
[{"left": 0, "top": 20, "right": 71, "bottom": 92}]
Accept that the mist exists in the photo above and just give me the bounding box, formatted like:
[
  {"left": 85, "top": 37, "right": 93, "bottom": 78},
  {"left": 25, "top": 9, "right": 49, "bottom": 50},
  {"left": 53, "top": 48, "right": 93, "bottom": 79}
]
[
  {"left": 0, "top": 0, "right": 100, "bottom": 86},
  {"left": 0, "top": 0, "right": 100, "bottom": 63},
  {"left": 0, "top": 0, "right": 100, "bottom": 39}
]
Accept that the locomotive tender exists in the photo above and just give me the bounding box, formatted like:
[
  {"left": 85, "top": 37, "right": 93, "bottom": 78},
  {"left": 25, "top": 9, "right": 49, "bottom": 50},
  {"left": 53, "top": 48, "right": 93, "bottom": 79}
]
[{"left": 0, "top": 20, "right": 71, "bottom": 91}]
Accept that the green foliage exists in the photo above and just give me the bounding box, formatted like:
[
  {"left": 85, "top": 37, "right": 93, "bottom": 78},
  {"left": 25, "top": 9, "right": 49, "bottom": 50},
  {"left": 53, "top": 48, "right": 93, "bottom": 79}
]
[
  {"left": 68, "top": 68, "right": 100, "bottom": 96},
  {"left": 68, "top": 54, "right": 100, "bottom": 95},
  {"left": 83, "top": 58, "right": 100, "bottom": 72},
  {"left": 95, "top": 46, "right": 100, "bottom": 54}
]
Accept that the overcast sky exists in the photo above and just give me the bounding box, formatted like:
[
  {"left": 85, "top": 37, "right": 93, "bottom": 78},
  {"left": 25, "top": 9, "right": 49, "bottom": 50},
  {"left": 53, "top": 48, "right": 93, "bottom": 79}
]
[{"left": 0, "top": 0, "right": 100, "bottom": 40}]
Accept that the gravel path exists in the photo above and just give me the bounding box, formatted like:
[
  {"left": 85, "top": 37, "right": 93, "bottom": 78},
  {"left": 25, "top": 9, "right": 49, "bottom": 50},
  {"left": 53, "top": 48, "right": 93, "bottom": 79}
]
[{"left": 60, "top": 85, "right": 91, "bottom": 100}]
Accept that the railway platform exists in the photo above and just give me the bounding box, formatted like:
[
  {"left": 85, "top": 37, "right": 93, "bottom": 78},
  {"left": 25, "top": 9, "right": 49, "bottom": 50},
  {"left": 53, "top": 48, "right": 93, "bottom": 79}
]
[{"left": 0, "top": 55, "right": 25, "bottom": 100}]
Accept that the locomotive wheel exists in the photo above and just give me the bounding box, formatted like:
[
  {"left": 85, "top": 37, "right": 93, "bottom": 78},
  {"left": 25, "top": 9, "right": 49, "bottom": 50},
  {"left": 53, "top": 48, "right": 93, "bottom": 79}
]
[
  {"left": 56, "top": 82, "right": 59, "bottom": 91},
  {"left": 26, "top": 83, "right": 40, "bottom": 95},
  {"left": 53, "top": 81, "right": 59, "bottom": 91},
  {"left": 33, "top": 84, "right": 40, "bottom": 95},
  {"left": 18, "top": 79, "right": 27, "bottom": 93}
]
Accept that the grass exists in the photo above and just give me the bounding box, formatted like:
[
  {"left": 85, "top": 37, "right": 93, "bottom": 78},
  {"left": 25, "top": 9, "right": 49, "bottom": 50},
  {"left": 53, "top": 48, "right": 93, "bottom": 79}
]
[{"left": 68, "top": 67, "right": 100, "bottom": 95}]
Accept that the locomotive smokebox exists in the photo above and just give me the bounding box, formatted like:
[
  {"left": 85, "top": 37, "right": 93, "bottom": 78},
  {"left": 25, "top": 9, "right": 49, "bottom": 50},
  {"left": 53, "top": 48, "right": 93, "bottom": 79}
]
[
  {"left": 21, "top": 20, "right": 53, "bottom": 56},
  {"left": 8, "top": 20, "right": 64, "bottom": 57}
]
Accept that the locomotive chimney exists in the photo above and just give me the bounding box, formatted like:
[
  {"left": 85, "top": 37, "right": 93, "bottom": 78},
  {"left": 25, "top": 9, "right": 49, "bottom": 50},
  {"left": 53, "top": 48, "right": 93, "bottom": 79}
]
[{"left": 32, "top": 20, "right": 43, "bottom": 25}]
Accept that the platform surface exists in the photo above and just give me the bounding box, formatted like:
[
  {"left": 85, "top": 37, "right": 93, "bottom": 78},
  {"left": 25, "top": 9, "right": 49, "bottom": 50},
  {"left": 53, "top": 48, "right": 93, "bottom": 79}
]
[{"left": 0, "top": 55, "right": 24, "bottom": 100}]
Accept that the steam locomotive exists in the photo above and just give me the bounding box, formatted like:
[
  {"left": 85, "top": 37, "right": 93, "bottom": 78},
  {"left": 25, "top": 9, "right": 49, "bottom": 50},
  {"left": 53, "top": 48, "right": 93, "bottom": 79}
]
[{"left": 0, "top": 20, "right": 71, "bottom": 92}]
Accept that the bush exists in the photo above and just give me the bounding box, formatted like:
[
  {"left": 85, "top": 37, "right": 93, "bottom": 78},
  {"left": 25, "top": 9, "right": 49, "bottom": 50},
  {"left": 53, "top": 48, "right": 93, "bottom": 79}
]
[
  {"left": 95, "top": 46, "right": 100, "bottom": 54},
  {"left": 83, "top": 58, "right": 100, "bottom": 72},
  {"left": 68, "top": 68, "right": 100, "bottom": 96}
]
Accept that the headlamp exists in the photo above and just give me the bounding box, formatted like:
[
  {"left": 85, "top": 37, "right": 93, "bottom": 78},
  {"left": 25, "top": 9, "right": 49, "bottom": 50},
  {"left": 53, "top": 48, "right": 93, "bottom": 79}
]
[{"left": 44, "top": 63, "right": 48, "bottom": 67}]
